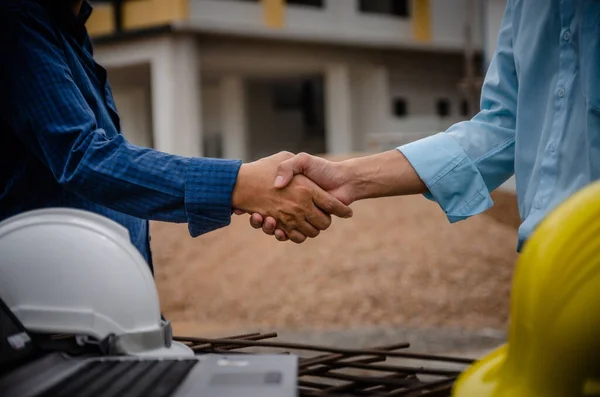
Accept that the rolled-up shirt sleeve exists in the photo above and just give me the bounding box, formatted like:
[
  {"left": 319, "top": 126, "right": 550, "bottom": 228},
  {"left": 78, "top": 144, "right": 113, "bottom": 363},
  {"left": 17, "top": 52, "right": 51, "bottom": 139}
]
[
  {"left": 0, "top": 3, "right": 240, "bottom": 237},
  {"left": 398, "top": 0, "right": 517, "bottom": 223}
]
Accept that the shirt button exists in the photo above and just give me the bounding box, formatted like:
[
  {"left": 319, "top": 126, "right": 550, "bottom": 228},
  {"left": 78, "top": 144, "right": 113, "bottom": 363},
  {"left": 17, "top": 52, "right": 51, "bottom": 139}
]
[
  {"left": 563, "top": 30, "right": 571, "bottom": 41},
  {"left": 548, "top": 143, "right": 556, "bottom": 152},
  {"left": 534, "top": 199, "right": 542, "bottom": 209},
  {"left": 558, "top": 88, "right": 565, "bottom": 98}
]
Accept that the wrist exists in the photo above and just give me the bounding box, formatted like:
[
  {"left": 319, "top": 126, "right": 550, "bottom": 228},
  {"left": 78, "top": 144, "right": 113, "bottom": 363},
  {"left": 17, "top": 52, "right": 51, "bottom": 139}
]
[
  {"left": 338, "top": 150, "right": 426, "bottom": 201},
  {"left": 231, "top": 163, "right": 251, "bottom": 211},
  {"left": 339, "top": 158, "right": 367, "bottom": 202}
]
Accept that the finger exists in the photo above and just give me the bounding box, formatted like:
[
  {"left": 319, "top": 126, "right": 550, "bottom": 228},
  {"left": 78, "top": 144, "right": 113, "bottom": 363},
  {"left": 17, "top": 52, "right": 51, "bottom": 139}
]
[
  {"left": 262, "top": 217, "right": 277, "bottom": 235},
  {"left": 312, "top": 187, "right": 353, "bottom": 219},
  {"left": 233, "top": 209, "right": 245, "bottom": 215},
  {"left": 295, "top": 221, "right": 320, "bottom": 239},
  {"left": 305, "top": 210, "right": 332, "bottom": 231},
  {"left": 274, "top": 229, "right": 288, "bottom": 241},
  {"left": 250, "top": 213, "right": 264, "bottom": 229},
  {"left": 287, "top": 230, "right": 308, "bottom": 244},
  {"left": 274, "top": 153, "right": 311, "bottom": 189}
]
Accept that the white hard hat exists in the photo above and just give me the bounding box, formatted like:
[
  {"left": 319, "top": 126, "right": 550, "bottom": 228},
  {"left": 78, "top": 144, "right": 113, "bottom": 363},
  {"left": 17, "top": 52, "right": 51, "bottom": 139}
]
[{"left": 0, "top": 208, "right": 192, "bottom": 357}]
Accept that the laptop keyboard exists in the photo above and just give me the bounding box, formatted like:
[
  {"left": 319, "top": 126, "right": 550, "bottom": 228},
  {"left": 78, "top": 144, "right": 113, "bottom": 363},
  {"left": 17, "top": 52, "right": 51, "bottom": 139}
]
[{"left": 38, "top": 359, "right": 197, "bottom": 397}]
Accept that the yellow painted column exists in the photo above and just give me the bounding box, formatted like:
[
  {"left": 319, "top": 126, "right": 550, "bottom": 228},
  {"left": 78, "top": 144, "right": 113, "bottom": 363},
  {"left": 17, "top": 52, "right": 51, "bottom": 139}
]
[
  {"left": 262, "top": 0, "right": 285, "bottom": 29},
  {"left": 124, "top": 0, "right": 189, "bottom": 30},
  {"left": 412, "top": 0, "right": 431, "bottom": 42},
  {"left": 86, "top": 0, "right": 190, "bottom": 37},
  {"left": 86, "top": 3, "right": 114, "bottom": 36}
]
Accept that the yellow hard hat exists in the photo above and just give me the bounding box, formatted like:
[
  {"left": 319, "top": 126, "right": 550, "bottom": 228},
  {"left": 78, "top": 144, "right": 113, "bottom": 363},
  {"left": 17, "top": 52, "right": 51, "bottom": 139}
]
[{"left": 452, "top": 181, "right": 600, "bottom": 397}]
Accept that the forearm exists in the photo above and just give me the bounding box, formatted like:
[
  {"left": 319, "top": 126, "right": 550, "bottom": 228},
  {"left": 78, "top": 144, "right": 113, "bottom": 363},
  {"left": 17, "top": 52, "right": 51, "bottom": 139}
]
[
  {"left": 55, "top": 132, "right": 241, "bottom": 236},
  {"left": 341, "top": 150, "right": 427, "bottom": 201},
  {"left": 341, "top": 4, "right": 518, "bottom": 215}
]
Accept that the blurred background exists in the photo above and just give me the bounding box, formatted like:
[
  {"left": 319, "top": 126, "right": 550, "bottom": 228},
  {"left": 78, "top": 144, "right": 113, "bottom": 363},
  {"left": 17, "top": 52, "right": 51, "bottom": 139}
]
[{"left": 87, "top": 0, "right": 516, "bottom": 358}]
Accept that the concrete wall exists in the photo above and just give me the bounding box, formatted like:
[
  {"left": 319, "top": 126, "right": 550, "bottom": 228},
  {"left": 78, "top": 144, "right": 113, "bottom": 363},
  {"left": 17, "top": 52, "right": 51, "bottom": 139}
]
[
  {"left": 200, "top": 78, "right": 223, "bottom": 158},
  {"left": 106, "top": 63, "right": 154, "bottom": 148},
  {"left": 188, "top": 0, "right": 482, "bottom": 51},
  {"left": 388, "top": 71, "right": 465, "bottom": 133},
  {"left": 482, "top": 0, "right": 506, "bottom": 67},
  {"left": 201, "top": 75, "right": 327, "bottom": 160},
  {"left": 431, "top": 0, "right": 482, "bottom": 49},
  {"left": 247, "top": 80, "right": 311, "bottom": 160},
  {"left": 211, "top": 69, "right": 464, "bottom": 159}
]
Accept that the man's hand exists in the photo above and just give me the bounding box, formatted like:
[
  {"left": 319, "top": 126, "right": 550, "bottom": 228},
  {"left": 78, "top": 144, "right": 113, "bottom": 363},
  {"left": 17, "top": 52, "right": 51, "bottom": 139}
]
[
  {"left": 232, "top": 152, "right": 353, "bottom": 243},
  {"left": 274, "top": 153, "right": 356, "bottom": 205},
  {"left": 246, "top": 151, "right": 427, "bottom": 241},
  {"left": 247, "top": 153, "right": 356, "bottom": 241}
]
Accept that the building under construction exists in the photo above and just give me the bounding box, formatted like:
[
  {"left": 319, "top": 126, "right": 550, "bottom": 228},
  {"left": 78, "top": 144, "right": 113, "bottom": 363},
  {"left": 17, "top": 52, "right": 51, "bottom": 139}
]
[{"left": 87, "top": 0, "right": 505, "bottom": 161}]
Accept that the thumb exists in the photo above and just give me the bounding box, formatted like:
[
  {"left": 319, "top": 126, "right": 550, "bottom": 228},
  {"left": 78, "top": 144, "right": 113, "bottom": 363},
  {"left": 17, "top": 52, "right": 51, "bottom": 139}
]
[{"left": 274, "top": 153, "right": 311, "bottom": 189}]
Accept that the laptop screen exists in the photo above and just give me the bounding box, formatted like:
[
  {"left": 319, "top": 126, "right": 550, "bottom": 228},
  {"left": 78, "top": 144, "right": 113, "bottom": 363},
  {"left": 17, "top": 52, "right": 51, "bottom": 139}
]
[{"left": 0, "top": 299, "right": 34, "bottom": 374}]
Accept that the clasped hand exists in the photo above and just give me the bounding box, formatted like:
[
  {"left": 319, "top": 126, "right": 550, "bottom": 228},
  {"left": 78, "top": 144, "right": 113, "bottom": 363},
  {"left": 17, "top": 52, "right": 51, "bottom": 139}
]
[{"left": 232, "top": 151, "right": 355, "bottom": 243}]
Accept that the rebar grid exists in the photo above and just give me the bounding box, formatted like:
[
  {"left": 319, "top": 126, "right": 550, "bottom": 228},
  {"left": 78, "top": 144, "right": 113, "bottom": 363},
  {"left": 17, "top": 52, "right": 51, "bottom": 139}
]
[{"left": 174, "top": 332, "right": 473, "bottom": 397}]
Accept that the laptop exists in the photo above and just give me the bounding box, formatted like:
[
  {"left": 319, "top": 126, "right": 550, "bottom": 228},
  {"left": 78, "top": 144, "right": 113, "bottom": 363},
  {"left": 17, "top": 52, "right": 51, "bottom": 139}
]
[{"left": 0, "top": 299, "right": 298, "bottom": 397}]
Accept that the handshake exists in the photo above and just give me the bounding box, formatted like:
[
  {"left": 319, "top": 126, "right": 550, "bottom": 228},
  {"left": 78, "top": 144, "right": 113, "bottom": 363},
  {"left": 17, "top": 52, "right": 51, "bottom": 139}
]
[
  {"left": 231, "top": 150, "right": 426, "bottom": 243},
  {"left": 231, "top": 151, "right": 356, "bottom": 243}
]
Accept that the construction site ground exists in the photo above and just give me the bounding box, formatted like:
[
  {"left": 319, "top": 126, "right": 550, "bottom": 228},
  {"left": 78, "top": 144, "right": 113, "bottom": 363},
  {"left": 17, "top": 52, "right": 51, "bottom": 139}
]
[{"left": 152, "top": 188, "right": 520, "bottom": 359}]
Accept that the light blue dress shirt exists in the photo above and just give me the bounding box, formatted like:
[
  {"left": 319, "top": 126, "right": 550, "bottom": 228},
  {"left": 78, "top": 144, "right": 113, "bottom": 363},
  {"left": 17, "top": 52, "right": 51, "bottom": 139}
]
[{"left": 399, "top": 0, "right": 600, "bottom": 251}]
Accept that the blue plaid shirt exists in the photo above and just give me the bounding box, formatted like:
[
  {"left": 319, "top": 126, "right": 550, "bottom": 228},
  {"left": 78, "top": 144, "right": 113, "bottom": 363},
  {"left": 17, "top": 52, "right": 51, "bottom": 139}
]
[{"left": 0, "top": 0, "right": 242, "bottom": 268}]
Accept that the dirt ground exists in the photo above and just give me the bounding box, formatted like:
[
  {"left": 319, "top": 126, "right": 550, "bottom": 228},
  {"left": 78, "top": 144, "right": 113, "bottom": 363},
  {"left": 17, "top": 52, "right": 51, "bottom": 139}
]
[{"left": 151, "top": 188, "right": 520, "bottom": 337}]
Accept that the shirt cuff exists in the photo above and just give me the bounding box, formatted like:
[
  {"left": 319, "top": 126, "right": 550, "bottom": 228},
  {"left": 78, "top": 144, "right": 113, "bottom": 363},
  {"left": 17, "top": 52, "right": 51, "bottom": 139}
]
[
  {"left": 184, "top": 158, "right": 242, "bottom": 237},
  {"left": 397, "top": 133, "right": 494, "bottom": 223}
]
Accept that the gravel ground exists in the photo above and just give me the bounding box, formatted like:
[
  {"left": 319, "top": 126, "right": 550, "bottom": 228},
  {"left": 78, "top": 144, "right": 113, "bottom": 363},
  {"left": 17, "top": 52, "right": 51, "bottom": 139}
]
[{"left": 152, "top": 190, "right": 520, "bottom": 340}]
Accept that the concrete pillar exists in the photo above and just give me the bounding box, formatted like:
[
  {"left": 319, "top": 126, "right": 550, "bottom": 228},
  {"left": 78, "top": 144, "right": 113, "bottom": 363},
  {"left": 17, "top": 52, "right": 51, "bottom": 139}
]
[
  {"left": 220, "top": 75, "right": 248, "bottom": 160},
  {"left": 150, "top": 36, "right": 203, "bottom": 157},
  {"left": 325, "top": 64, "right": 353, "bottom": 154},
  {"left": 353, "top": 66, "right": 390, "bottom": 149}
]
